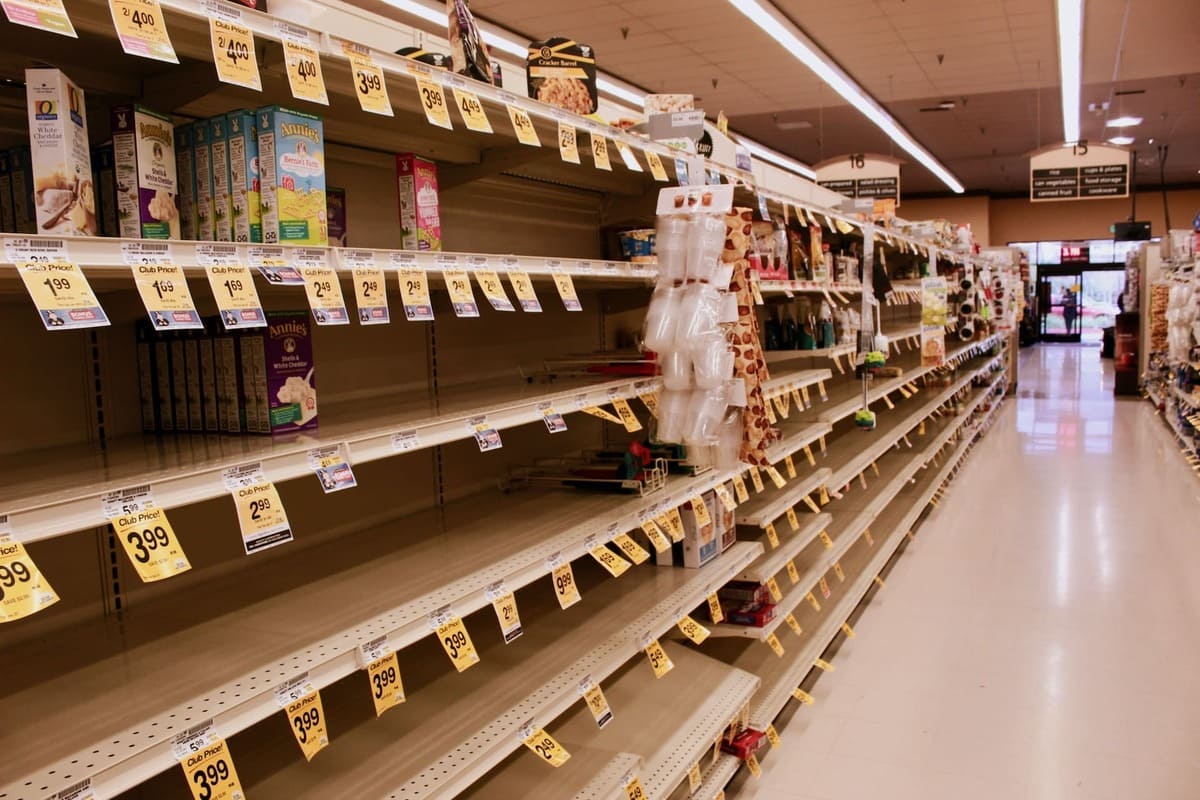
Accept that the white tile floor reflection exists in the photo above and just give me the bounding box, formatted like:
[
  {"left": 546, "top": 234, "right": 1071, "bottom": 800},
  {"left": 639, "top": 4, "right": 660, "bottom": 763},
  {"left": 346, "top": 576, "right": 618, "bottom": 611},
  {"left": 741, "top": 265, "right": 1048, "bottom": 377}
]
[{"left": 737, "top": 344, "right": 1200, "bottom": 800}]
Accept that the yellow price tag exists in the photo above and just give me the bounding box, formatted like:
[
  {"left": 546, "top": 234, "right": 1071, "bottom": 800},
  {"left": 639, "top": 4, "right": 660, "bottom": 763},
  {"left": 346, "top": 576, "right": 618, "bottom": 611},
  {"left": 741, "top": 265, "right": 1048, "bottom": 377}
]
[
  {"left": 859, "top": 471, "right": 868, "bottom": 490},
  {"left": 801, "top": 386, "right": 812, "bottom": 407},
  {"left": 662, "top": 508, "right": 686, "bottom": 543},
  {"left": 819, "top": 485, "right": 830, "bottom": 505},
  {"left": 552, "top": 271, "right": 582, "bottom": 311},
  {"left": 918, "top": 420, "right": 926, "bottom": 435},
  {"left": 580, "top": 678, "right": 612, "bottom": 728},
  {"left": 486, "top": 584, "right": 523, "bottom": 643},
  {"left": 590, "top": 544, "right": 631, "bottom": 577},
  {"left": 640, "top": 519, "right": 671, "bottom": 553},
  {"left": 764, "top": 523, "right": 779, "bottom": 549},
  {"left": 784, "top": 613, "right": 802, "bottom": 635},
  {"left": 713, "top": 482, "right": 738, "bottom": 512},
  {"left": 802, "top": 495, "right": 821, "bottom": 514},
  {"left": 504, "top": 268, "right": 542, "bottom": 312},
  {"left": 550, "top": 558, "right": 582, "bottom": 609},
  {"left": 205, "top": 264, "right": 264, "bottom": 328},
  {"left": 284, "top": 690, "right": 328, "bottom": 761},
  {"left": 589, "top": 132, "right": 612, "bottom": 170},
  {"left": 677, "top": 614, "right": 711, "bottom": 644},
  {"left": 344, "top": 43, "right": 392, "bottom": 116},
  {"left": 841, "top": 622, "right": 855, "bottom": 639},
  {"left": 207, "top": 15, "right": 261, "bottom": 91},
  {"left": 522, "top": 726, "right": 571, "bottom": 767},
  {"left": 748, "top": 465, "right": 764, "bottom": 493},
  {"left": 746, "top": 752, "right": 762, "bottom": 779},
  {"left": 444, "top": 269, "right": 480, "bottom": 317},
  {"left": 707, "top": 593, "right": 724, "bottom": 624},
  {"left": 864, "top": 528, "right": 874, "bottom": 546},
  {"left": 366, "top": 652, "right": 405, "bottom": 716},
  {"left": 819, "top": 435, "right": 828, "bottom": 454},
  {"left": 732, "top": 473, "right": 749, "bottom": 502},
  {"left": 435, "top": 613, "right": 480, "bottom": 672},
  {"left": 786, "top": 559, "right": 800, "bottom": 585},
  {"left": 791, "top": 387, "right": 804, "bottom": 409},
  {"left": 882, "top": 393, "right": 895, "bottom": 410},
  {"left": 474, "top": 269, "right": 515, "bottom": 312},
  {"left": 581, "top": 405, "right": 622, "bottom": 424},
  {"left": 109, "top": 0, "right": 176, "bottom": 62},
  {"left": 792, "top": 687, "right": 815, "bottom": 704},
  {"left": 453, "top": 87, "right": 492, "bottom": 132},
  {"left": 558, "top": 120, "right": 580, "bottom": 164},
  {"left": 818, "top": 381, "right": 828, "bottom": 401},
  {"left": 785, "top": 506, "right": 800, "bottom": 531},
  {"left": 229, "top": 478, "right": 291, "bottom": 554},
  {"left": 764, "top": 465, "right": 787, "bottom": 489},
  {"left": 689, "top": 495, "right": 712, "bottom": 527},
  {"left": 773, "top": 395, "right": 788, "bottom": 419},
  {"left": 874, "top": 575, "right": 886, "bottom": 589},
  {"left": 806, "top": 592, "right": 821, "bottom": 611},
  {"left": 785, "top": 454, "right": 797, "bottom": 479},
  {"left": 833, "top": 561, "right": 845, "bottom": 582},
  {"left": 638, "top": 392, "right": 659, "bottom": 417},
  {"left": 766, "top": 576, "right": 782, "bottom": 602},
  {"left": 178, "top": 734, "right": 244, "bottom": 800},
  {"left": 416, "top": 79, "right": 453, "bottom": 129},
  {"left": 819, "top": 530, "right": 833, "bottom": 549},
  {"left": 803, "top": 445, "right": 816, "bottom": 466},
  {"left": 301, "top": 266, "right": 350, "bottom": 325},
  {"left": 818, "top": 577, "right": 830, "bottom": 599},
  {"left": 870, "top": 460, "right": 880, "bottom": 477},
  {"left": 645, "top": 150, "right": 669, "bottom": 181},
  {"left": 112, "top": 507, "right": 191, "bottom": 582},
  {"left": 396, "top": 268, "right": 434, "bottom": 321},
  {"left": 624, "top": 774, "right": 647, "bottom": 800},
  {"left": 613, "top": 532, "right": 650, "bottom": 564},
  {"left": 281, "top": 37, "right": 328, "bottom": 105},
  {"left": 507, "top": 104, "right": 541, "bottom": 146},
  {"left": 17, "top": 262, "right": 108, "bottom": 330},
  {"left": 766, "top": 724, "right": 781, "bottom": 749},
  {"left": 611, "top": 397, "right": 642, "bottom": 432},
  {"left": 766, "top": 632, "right": 785, "bottom": 657},
  {"left": 0, "top": 534, "right": 58, "bottom": 622},
  {"left": 688, "top": 762, "right": 702, "bottom": 793},
  {"left": 814, "top": 657, "right": 835, "bottom": 672},
  {"left": 351, "top": 265, "right": 389, "bottom": 324},
  {"left": 643, "top": 636, "right": 674, "bottom": 678}
]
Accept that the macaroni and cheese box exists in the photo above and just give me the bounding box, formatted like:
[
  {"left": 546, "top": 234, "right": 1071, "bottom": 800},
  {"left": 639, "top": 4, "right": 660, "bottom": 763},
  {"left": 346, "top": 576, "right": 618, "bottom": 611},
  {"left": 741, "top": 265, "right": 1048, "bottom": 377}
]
[
  {"left": 238, "top": 311, "right": 318, "bottom": 434},
  {"left": 174, "top": 125, "right": 196, "bottom": 240},
  {"left": 395, "top": 153, "right": 440, "bottom": 251},
  {"left": 225, "top": 110, "right": 261, "bottom": 243},
  {"left": 209, "top": 115, "right": 232, "bottom": 242},
  {"left": 25, "top": 68, "right": 97, "bottom": 235},
  {"left": 326, "top": 186, "right": 346, "bottom": 246},
  {"left": 111, "top": 104, "right": 180, "bottom": 239},
  {"left": 256, "top": 106, "right": 326, "bottom": 246},
  {"left": 192, "top": 120, "right": 214, "bottom": 241},
  {"left": 91, "top": 144, "right": 117, "bottom": 237}
]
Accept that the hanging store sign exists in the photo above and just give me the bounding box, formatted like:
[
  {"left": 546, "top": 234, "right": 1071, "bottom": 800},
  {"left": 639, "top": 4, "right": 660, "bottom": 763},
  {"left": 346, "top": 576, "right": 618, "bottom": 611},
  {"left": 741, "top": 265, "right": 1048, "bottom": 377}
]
[
  {"left": 815, "top": 154, "right": 901, "bottom": 206},
  {"left": 1030, "top": 142, "right": 1129, "bottom": 201}
]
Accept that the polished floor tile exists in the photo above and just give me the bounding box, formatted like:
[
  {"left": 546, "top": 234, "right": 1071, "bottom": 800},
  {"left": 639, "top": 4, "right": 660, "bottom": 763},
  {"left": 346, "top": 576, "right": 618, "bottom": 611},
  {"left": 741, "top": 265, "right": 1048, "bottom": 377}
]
[{"left": 748, "top": 344, "right": 1200, "bottom": 800}]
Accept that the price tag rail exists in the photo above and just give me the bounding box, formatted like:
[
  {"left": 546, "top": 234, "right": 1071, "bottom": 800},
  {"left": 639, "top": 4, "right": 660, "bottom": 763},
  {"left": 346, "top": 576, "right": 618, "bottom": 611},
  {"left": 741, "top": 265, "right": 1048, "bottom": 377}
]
[{"left": 731, "top": 512, "right": 832, "bottom": 584}]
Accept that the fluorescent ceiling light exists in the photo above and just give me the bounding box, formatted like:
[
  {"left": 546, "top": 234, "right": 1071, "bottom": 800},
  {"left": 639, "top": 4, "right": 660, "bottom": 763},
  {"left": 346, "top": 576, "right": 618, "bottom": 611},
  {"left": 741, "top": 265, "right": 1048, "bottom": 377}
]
[
  {"left": 724, "top": 0, "right": 964, "bottom": 193},
  {"left": 379, "top": 0, "right": 444, "bottom": 26},
  {"left": 741, "top": 139, "right": 817, "bottom": 179},
  {"left": 596, "top": 77, "right": 647, "bottom": 107},
  {"left": 1106, "top": 135, "right": 1134, "bottom": 146},
  {"left": 1105, "top": 115, "right": 1143, "bottom": 127},
  {"left": 1056, "top": 0, "right": 1083, "bottom": 144}
]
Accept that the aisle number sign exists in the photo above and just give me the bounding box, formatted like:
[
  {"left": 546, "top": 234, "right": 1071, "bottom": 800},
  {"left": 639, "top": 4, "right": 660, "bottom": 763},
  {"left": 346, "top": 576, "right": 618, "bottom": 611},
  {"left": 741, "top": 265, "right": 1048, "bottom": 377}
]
[
  {"left": 275, "top": 674, "right": 328, "bottom": 761},
  {"left": 521, "top": 723, "right": 571, "bottom": 767},
  {"left": 396, "top": 267, "right": 434, "bottom": 321},
  {"left": 203, "top": 260, "right": 265, "bottom": 329},
  {"left": 340, "top": 40, "right": 391, "bottom": 116},
  {"left": 504, "top": 265, "right": 542, "bottom": 311},
  {"left": 416, "top": 79, "right": 453, "bottom": 129},
  {"left": 1, "top": 0, "right": 75, "bottom": 36},
  {"left": 173, "top": 723, "right": 244, "bottom": 800},
  {"left": 359, "top": 636, "right": 405, "bottom": 716},
  {"left": 131, "top": 263, "right": 203, "bottom": 329},
  {"left": 17, "top": 262, "right": 109, "bottom": 330},
  {"left": 109, "top": 0, "right": 176, "bottom": 62},
  {"left": 0, "top": 521, "right": 59, "bottom": 623},
  {"left": 431, "top": 607, "right": 480, "bottom": 672},
  {"left": 300, "top": 266, "right": 350, "bottom": 324},
  {"left": 222, "top": 463, "right": 293, "bottom": 554},
  {"left": 205, "top": 3, "right": 261, "bottom": 91},
  {"left": 486, "top": 580, "right": 523, "bottom": 643},
  {"left": 453, "top": 86, "right": 492, "bottom": 132}
]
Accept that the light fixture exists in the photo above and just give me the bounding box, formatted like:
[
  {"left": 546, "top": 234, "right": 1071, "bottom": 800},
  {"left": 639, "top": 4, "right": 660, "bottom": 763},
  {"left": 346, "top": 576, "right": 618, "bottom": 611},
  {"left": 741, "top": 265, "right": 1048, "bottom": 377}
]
[
  {"left": 1105, "top": 115, "right": 1143, "bottom": 127},
  {"left": 740, "top": 139, "right": 817, "bottom": 179},
  {"left": 596, "top": 76, "right": 648, "bottom": 107},
  {"left": 724, "top": 0, "right": 964, "bottom": 193},
  {"left": 1107, "top": 135, "right": 1135, "bottom": 146},
  {"left": 1056, "top": 0, "right": 1083, "bottom": 144}
]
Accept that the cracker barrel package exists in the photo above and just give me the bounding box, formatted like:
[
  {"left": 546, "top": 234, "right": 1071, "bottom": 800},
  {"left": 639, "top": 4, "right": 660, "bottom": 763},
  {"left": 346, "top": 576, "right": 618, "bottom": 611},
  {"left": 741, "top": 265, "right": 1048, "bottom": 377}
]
[
  {"left": 526, "top": 37, "right": 597, "bottom": 116},
  {"left": 256, "top": 106, "right": 327, "bottom": 246}
]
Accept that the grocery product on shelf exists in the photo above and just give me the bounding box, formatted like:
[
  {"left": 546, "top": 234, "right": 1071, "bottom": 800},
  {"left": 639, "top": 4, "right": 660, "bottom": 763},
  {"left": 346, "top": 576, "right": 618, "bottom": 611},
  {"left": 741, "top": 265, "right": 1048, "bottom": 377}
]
[
  {"left": 527, "top": 37, "right": 598, "bottom": 115},
  {"left": 0, "top": 150, "right": 12, "bottom": 232},
  {"left": 25, "top": 67, "right": 96, "bottom": 235},
  {"left": 111, "top": 104, "right": 180, "bottom": 240},
  {"left": 226, "top": 109, "right": 262, "bottom": 244},
  {"left": 447, "top": 0, "right": 495, "bottom": 84},
  {"left": 396, "top": 153, "right": 440, "bottom": 251},
  {"left": 192, "top": 119, "right": 215, "bottom": 241},
  {"left": 327, "top": 186, "right": 347, "bottom": 246},
  {"left": 257, "top": 105, "right": 327, "bottom": 246},
  {"left": 395, "top": 45, "right": 453, "bottom": 69},
  {"left": 91, "top": 143, "right": 117, "bottom": 237}
]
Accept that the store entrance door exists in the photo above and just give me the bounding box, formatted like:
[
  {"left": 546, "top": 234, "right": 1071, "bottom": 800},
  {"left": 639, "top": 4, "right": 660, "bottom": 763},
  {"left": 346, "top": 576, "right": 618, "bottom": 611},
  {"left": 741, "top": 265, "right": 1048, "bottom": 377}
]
[{"left": 1038, "top": 269, "right": 1082, "bottom": 342}]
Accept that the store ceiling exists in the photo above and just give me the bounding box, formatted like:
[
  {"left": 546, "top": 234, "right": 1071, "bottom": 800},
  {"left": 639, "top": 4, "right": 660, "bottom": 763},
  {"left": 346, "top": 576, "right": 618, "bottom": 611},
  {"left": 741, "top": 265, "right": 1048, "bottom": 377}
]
[{"left": 470, "top": 0, "right": 1200, "bottom": 196}]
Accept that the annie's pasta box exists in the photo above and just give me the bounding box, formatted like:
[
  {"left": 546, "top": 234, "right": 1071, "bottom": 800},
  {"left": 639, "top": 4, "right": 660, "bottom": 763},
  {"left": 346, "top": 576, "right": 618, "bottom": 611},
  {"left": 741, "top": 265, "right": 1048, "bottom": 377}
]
[
  {"left": 238, "top": 311, "right": 318, "bottom": 434},
  {"left": 395, "top": 153, "right": 440, "bottom": 251},
  {"left": 256, "top": 106, "right": 326, "bottom": 246},
  {"left": 25, "top": 68, "right": 97, "bottom": 235},
  {"left": 111, "top": 104, "right": 180, "bottom": 239},
  {"left": 226, "top": 110, "right": 261, "bottom": 243}
]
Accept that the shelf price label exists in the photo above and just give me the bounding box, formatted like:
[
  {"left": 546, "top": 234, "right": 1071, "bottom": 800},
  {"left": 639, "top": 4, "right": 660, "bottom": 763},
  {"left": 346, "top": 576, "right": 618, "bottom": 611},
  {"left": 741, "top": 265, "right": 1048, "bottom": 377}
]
[
  {"left": 764, "top": 523, "right": 779, "bottom": 549},
  {"left": 713, "top": 482, "right": 737, "bottom": 512},
  {"left": 805, "top": 592, "right": 821, "bottom": 612},
  {"left": 819, "top": 485, "right": 830, "bottom": 505},
  {"left": 557, "top": 121, "right": 580, "bottom": 164},
  {"left": 109, "top": 0, "right": 176, "bottom": 62},
  {"left": 547, "top": 554, "right": 581, "bottom": 609},
  {"left": 205, "top": 263, "right": 266, "bottom": 329},
  {"left": 814, "top": 657, "right": 835, "bottom": 672},
  {"left": 613, "top": 532, "right": 650, "bottom": 564},
  {"left": 803, "top": 444, "right": 816, "bottom": 466},
  {"left": 466, "top": 414, "right": 503, "bottom": 452},
  {"left": 473, "top": 267, "right": 515, "bottom": 311},
  {"left": 688, "top": 762, "right": 702, "bottom": 793},
  {"left": 766, "top": 724, "right": 781, "bottom": 749},
  {"left": 638, "top": 391, "right": 659, "bottom": 417},
  {"left": 396, "top": 267, "right": 434, "bottom": 322},
  {"left": 205, "top": 5, "right": 260, "bottom": 91},
  {"left": 732, "top": 473, "right": 750, "bottom": 503},
  {"left": 610, "top": 396, "right": 641, "bottom": 432},
  {"left": 661, "top": 507, "right": 685, "bottom": 542},
  {"left": 746, "top": 752, "right": 762, "bottom": 779},
  {"left": 784, "top": 613, "right": 802, "bottom": 635},
  {"left": 766, "top": 633, "right": 785, "bottom": 657},
  {"left": 819, "top": 577, "right": 831, "bottom": 599},
  {"left": 623, "top": 773, "right": 648, "bottom": 800},
  {"left": 307, "top": 443, "right": 357, "bottom": 493},
  {"left": 274, "top": 22, "right": 327, "bottom": 104},
  {"left": 504, "top": 264, "right": 542, "bottom": 311},
  {"left": 792, "top": 687, "right": 815, "bottom": 705},
  {"left": 300, "top": 266, "right": 350, "bottom": 325},
  {"left": 579, "top": 675, "right": 613, "bottom": 728},
  {"left": 641, "top": 634, "right": 674, "bottom": 678},
  {"left": 764, "top": 464, "right": 787, "bottom": 489},
  {"left": 550, "top": 268, "right": 582, "bottom": 311},
  {"left": 614, "top": 139, "right": 643, "bottom": 171},
  {"left": 341, "top": 40, "right": 392, "bottom": 116},
  {"left": 537, "top": 400, "right": 567, "bottom": 434},
  {"left": 0, "top": 523, "right": 59, "bottom": 623},
  {"left": 589, "top": 133, "right": 612, "bottom": 171},
  {"left": 707, "top": 593, "right": 724, "bottom": 623},
  {"left": 174, "top": 723, "right": 244, "bottom": 800},
  {"left": 347, "top": 264, "right": 389, "bottom": 324},
  {"left": 131, "top": 263, "right": 202, "bottom": 329},
  {"left": 785, "top": 506, "right": 800, "bottom": 531},
  {"left": 430, "top": 607, "right": 480, "bottom": 672},
  {"left": 644, "top": 150, "right": 669, "bottom": 182},
  {"left": 222, "top": 463, "right": 292, "bottom": 554},
  {"left": 786, "top": 559, "right": 800, "bottom": 585},
  {"left": 1, "top": 0, "right": 75, "bottom": 35},
  {"left": 766, "top": 577, "right": 782, "bottom": 602},
  {"left": 110, "top": 505, "right": 191, "bottom": 583},
  {"left": 358, "top": 635, "right": 405, "bottom": 716},
  {"left": 841, "top": 622, "right": 856, "bottom": 639},
  {"left": 275, "top": 675, "right": 328, "bottom": 761},
  {"left": 581, "top": 404, "right": 623, "bottom": 424},
  {"left": 640, "top": 518, "right": 670, "bottom": 553},
  {"left": 521, "top": 723, "right": 571, "bottom": 767},
  {"left": 453, "top": 86, "right": 492, "bottom": 132},
  {"left": 486, "top": 580, "right": 523, "bottom": 643},
  {"left": 47, "top": 778, "right": 96, "bottom": 800},
  {"left": 802, "top": 494, "right": 820, "bottom": 514},
  {"left": 689, "top": 495, "right": 712, "bottom": 527},
  {"left": 748, "top": 465, "right": 764, "bottom": 493},
  {"left": 676, "top": 613, "right": 710, "bottom": 644},
  {"left": 506, "top": 103, "right": 541, "bottom": 146},
  {"left": 833, "top": 561, "right": 845, "bottom": 582},
  {"left": 863, "top": 528, "right": 874, "bottom": 546},
  {"left": 589, "top": 542, "right": 631, "bottom": 577},
  {"left": 416, "top": 79, "right": 453, "bottom": 129},
  {"left": 444, "top": 268, "right": 479, "bottom": 317},
  {"left": 17, "top": 262, "right": 108, "bottom": 330},
  {"left": 818, "top": 530, "right": 833, "bottom": 549}
]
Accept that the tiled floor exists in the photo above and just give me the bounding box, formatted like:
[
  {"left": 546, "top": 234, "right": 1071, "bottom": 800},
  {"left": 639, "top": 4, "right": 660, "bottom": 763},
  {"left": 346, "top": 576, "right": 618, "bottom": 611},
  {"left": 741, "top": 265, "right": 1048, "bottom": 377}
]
[{"left": 738, "top": 344, "right": 1200, "bottom": 800}]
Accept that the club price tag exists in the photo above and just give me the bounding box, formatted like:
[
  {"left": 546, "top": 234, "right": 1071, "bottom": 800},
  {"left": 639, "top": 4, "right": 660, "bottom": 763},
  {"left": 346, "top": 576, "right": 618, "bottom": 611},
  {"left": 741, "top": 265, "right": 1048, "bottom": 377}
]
[
  {"left": 766, "top": 577, "right": 782, "bottom": 602},
  {"left": 613, "top": 532, "right": 650, "bottom": 564},
  {"left": 579, "top": 676, "right": 613, "bottom": 728},
  {"left": 206, "top": 7, "right": 260, "bottom": 91},
  {"left": 468, "top": 415, "right": 503, "bottom": 452},
  {"left": 444, "top": 269, "right": 479, "bottom": 317},
  {"left": 803, "top": 445, "right": 816, "bottom": 466},
  {"left": 17, "top": 262, "right": 109, "bottom": 330},
  {"left": 833, "top": 561, "right": 845, "bottom": 582},
  {"left": 306, "top": 444, "right": 357, "bottom": 493},
  {"left": 522, "top": 723, "right": 571, "bottom": 767},
  {"left": 784, "top": 454, "right": 797, "bottom": 479},
  {"left": 786, "top": 559, "right": 800, "bottom": 585},
  {"left": 416, "top": 79, "right": 453, "bottom": 129},
  {"left": 430, "top": 608, "right": 480, "bottom": 672},
  {"left": 474, "top": 268, "right": 515, "bottom": 311},
  {"left": 764, "top": 465, "right": 787, "bottom": 489},
  {"left": 765, "top": 400, "right": 776, "bottom": 425},
  {"left": 766, "top": 724, "right": 781, "bottom": 749},
  {"left": 548, "top": 555, "right": 581, "bottom": 609},
  {"left": 785, "top": 506, "right": 800, "bottom": 531},
  {"left": 774, "top": 395, "right": 789, "bottom": 419},
  {"left": 452, "top": 87, "right": 492, "bottom": 132},
  {"left": 357, "top": 636, "right": 406, "bottom": 716},
  {"left": 818, "top": 577, "right": 830, "bottom": 599},
  {"left": 611, "top": 396, "right": 641, "bottom": 432},
  {"left": 707, "top": 593, "right": 724, "bottom": 623},
  {"left": 644, "top": 150, "right": 669, "bottom": 181},
  {"left": 791, "top": 387, "right": 804, "bottom": 409},
  {"left": 792, "top": 687, "right": 815, "bottom": 705},
  {"left": 1, "top": 0, "right": 75, "bottom": 35},
  {"left": 746, "top": 752, "right": 762, "bottom": 779},
  {"left": 638, "top": 391, "right": 659, "bottom": 417},
  {"left": 503, "top": 266, "right": 542, "bottom": 312},
  {"left": 274, "top": 677, "right": 328, "bottom": 761},
  {"left": 841, "top": 622, "right": 856, "bottom": 638},
  {"left": 551, "top": 269, "right": 582, "bottom": 311},
  {"left": 785, "top": 613, "right": 802, "bottom": 635},
  {"left": 223, "top": 464, "right": 292, "bottom": 554},
  {"left": 748, "top": 466, "right": 764, "bottom": 493},
  {"left": 589, "top": 542, "right": 631, "bottom": 577},
  {"left": 819, "top": 485, "right": 830, "bottom": 505},
  {"left": 689, "top": 495, "right": 712, "bottom": 527},
  {"left": 640, "top": 519, "right": 670, "bottom": 553},
  {"left": 732, "top": 473, "right": 749, "bottom": 502},
  {"left": 819, "top": 530, "right": 833, "bottom": 549},
  {"left": 507, "top": 104, "right": 540, "bottom": 146},
  {"left": 614, "top": 139, "right": 643, "bottom": 171},
  {"left": 623, "top": 773, "right": 647, "bottom": 800},
  {"left": 205, "top": 263, "right": 265, "bottom": 329},
  {"left": 397, "top": 267, "right": 434, "bottom": 321},
  {"left": 688, "top": 762, "right": 702, "bottom": 793},
  {"left": 764, "top": 523, "right": 779, "bottom": 549},
  {"left": 108, "top": 0, "right": 175, "bottom": 61},
  {"left": 346, "top": 264, "right": 389, "bottom": 324},
  {"left": 642, "top": 634, "right": 674, "bottom": 678},
  {"left": 131, "top": 264, "right": 202, "bottom": 329},
  {"left": 276, "top": 25, "right": 327, "bottom": 105},
  {"left": 0, "top": 524, "right": 59, "bottom": 622},
  {"left": 473, "top": 581, "right": 524, "bottom": 647},
  {"left": 805, "top": 592, "right": 821, "bottom": 611},
  {"left": 537, "top": 400, "right": 567, "bottom": 434},
  {"left": 766, "top": 632, "right": 786, "bottom": 657},
  {"left": 557, "top": 121, "right": 580, "bottom": 164},
  {"left": 802, "top": 495, "right": 820, "bottom": 514},
  {"left": 299, "top": 266, "right": 349, "bottom": 325},
  {"left": 175, "top": 725, "right": 244, "bottom": 800},
  {"left": 814, "top": 657, "right": 835, "bottom": 672},
  {"left": 589, "top": 133, "right": 612, "bottom": 170},
  {"left": 341, "top": 41, "right": 391, "bottom": 116},
  {"left": 713, "top": 483, "right": 737, "bottom": 512},
  {"left": 677, "top": 613, "right": 710, "bottom": 644},
  {"left": 111, "top": 506, "right": 191, "bottom": 582}
]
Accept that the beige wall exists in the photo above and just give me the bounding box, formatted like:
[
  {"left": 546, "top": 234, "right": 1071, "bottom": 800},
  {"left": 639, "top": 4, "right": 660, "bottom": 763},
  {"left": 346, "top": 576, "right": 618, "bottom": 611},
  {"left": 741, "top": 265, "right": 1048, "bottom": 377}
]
[{"left": 900, "top": 189, "right": 1200, "bottom": 246}]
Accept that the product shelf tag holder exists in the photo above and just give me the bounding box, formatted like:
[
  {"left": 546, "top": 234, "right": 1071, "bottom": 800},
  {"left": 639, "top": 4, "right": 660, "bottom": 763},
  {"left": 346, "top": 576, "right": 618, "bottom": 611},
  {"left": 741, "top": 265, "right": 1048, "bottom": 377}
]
[
  {"left": 641, "top": 633, "right": 674, "bottom": 678},
  {"left": 307, "top": 443, "right": 357, "bottom": 493},
  {"left": 521, "top": 722, "right": 571, "bottom": 767},
  {"left": 203, "top": 259, "right": 265, "bottom": 329},
  {"left": 558, "top": 120, "right": 580, "bottom": 164},
  {"left": 341, "top": 40, "right": 392, "bottom": 115},
  {"left": 131, "top": 263, "right": 203, "bottom": 329},
  {"left": 748, "top": 465, "right": 764, "bottom": 493},
  {"left": 345, "top": 261, "right": 389, "bottom": 324},
  {"left": 275, "top": 673, "right": 328, "bottom": 761},
  {"left": 732, "top": 473, "right": 750, "bottom": 502},
  {"left": 611, "top": 395, "right": 642, "bottom": 432},
  {"left": 2, "top": 0, "right": 75, "bottom": 36},
  {"left": 0, "top": 518, "right": 59, "bottom": 622},
  {"left": 614, "top": 139, "right": 643, "bottom": 171},
  {"left": 764, "top": 522, "right": 779, "bottom": 549},
  {"left": 204, "top": 1, "right": 260, "bottom": 91},
  {"left": 275, "top": 21, "right": 327, "bottom": 104},
  {"left": 473, "top": 265, "right": 515, "bottom": 311},
  {"left": 173, "top": 722, "right": 244, "bottom": 800},
  {"left": 222, "top": 463, "right": 293, "bottom": 554},
  {"left": 300, "top": 266, "right": 349, "bottom": 325},
  {"left": 109, "top": 0, "right": 176, "bottom": 61},
  {"left": 677, "top": 613, "right": 711, "bottom": 644},
  {"left": 416, "top": 78, "right": 453, "bottom": 129},
  {"left": 17, "top": 261, "right": 109, "bottom": 330},
  {"left": 359, "top": 635, "right": 405, "bottom": 716},
  {"left": 548, "top": 553, "right": 581, "bottom": 609},
  {"left": 504, "top": 263, "right": 542, "bottom": 311},
  {"left": 104, "top": 487, "right": 191, "bottom": 582},
  {"left": 579, "top": 676, "right": 613, "bottom": 728},
  {"left": 430, "top": 606, "right": 480, "bottom": 671},
  {"left": 396, "top": 265, "right": 434, "bottom": 321},
  {"left": 623, "top": 772, "right": 647, "bottom": 800},
  {"left": 468, "top": 415, "right": 502, "bottom": 452},
  {"left": 452, "top": 85, "right": 492, "bottom": 132},
  {"left": 785, "top": 506, "right": 800, "bottom": 531}
]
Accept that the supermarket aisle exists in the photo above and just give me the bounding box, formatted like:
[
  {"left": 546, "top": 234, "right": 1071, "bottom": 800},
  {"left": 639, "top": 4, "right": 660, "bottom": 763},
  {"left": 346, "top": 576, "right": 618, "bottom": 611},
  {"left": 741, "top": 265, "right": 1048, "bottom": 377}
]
[{"left": 742, "top": 344, "right": 1200, "bottom": 800}]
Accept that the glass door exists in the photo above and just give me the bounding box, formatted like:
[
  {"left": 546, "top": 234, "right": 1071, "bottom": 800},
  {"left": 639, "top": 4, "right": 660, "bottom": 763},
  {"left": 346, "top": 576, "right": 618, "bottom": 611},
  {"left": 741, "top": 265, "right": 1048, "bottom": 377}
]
[{"left": 1038, "top": 270, "right": 1082, "bottom": 342}]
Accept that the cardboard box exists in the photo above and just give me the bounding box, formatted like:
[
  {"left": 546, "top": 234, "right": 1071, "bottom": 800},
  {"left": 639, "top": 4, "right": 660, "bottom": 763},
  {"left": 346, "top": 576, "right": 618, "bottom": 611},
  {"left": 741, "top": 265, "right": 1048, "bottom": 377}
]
[
  {"left": 183, "top": 332, "right": 204, "bottom": 431},
  {"left": 326, "top": 186, "right": 346, "bottom": 246},
  {"left": 209, "top": 115, "right": 232, "bottom": 242},
  {"left": 236, "top": 311, "right": 317, "bottom": 434},
  {"left": 9, "top": 146, "right": 35, "bottom": 233},
  {"left": 91, "top": 144, "right": 117, "bottom": 237},
  {"left": 0, "top": 150, "right": 13, "bottom": 232},
  {"left": 174, "top": 125, "right": 195, "bottom": 240},
  {"left": 170, "top": 334, "right": 191, "bottom": 431},
  {"left": 256, "top": 106, "right": 326, "bottom": 246},
  {"left": 679, "top": 490, "right": 722, "bottom": 568},
  {"left": 135, "top": 319, "right": 159, "bottom": 432},
  {"left": 395, "top": 153, "right": 440, "bottom": 251},
  {"left": 199, "top": 324, "right": 219, "bottom": 433},
  {"left": 526, "top": 38, "right": 597, "bottom": 115},
  {"left": 225, "top": 110, "right": 261, "bottom": 243},
  {"left": 111, "top": 104, "right": 180, "bottom": 239},
  {"left": 192, "top": 120, "right": 214, "bottom": 241},
  {"left": 153, "top": 333, "right": 175, "bottom": 432},
  {"left": 25, "top": 68, "right": 97, "bottom": 235},
  {"left": 214, "top": 326, "right": 244, "bottom": 433}
]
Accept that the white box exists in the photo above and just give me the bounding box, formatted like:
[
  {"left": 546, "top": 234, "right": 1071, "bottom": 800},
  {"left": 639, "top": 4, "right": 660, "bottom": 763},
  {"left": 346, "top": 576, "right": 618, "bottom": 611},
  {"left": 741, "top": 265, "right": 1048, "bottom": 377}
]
[
  {"left": 25, "top": 68, "right": 97, "bottom": 235},
  {"left": 111, "top": 104, "right": 180, "bottom": 239}
]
